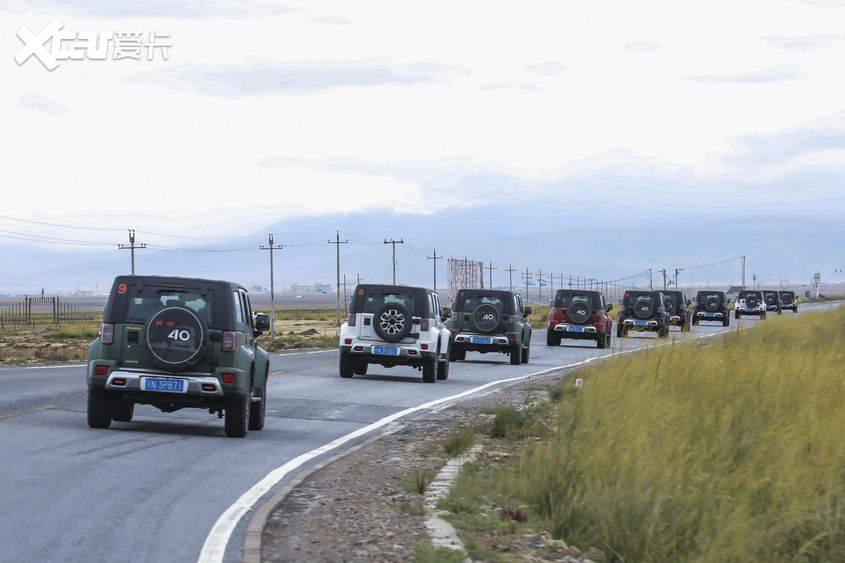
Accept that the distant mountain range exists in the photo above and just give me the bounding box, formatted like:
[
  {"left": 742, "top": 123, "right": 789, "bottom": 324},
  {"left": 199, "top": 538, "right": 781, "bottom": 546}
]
[{"left": 0, "top": 205, "right": 841, "bottom": 295}]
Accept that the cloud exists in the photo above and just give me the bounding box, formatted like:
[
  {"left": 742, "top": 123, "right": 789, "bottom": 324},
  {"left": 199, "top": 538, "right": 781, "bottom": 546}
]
[
  {"left": 309, "top": 16, "right": 351, "bottom": 24},
  {"left": 18, "top": 95, "right": 69, "bottom": 114},
  {"left": 686, "top": 65, "right": 807, "bottom": 84},
  {"left": 797, "top": 0, "right": 845, "bottom": 6},
  {"left": 477, "top": 83, "right": 539, "bottom": 91},
  {"left": 0, "top": 0, "right": 293, "bottom": 18},
  {"left": 767, "top": 36, "right": 835, "bottom": 51},
  {"left": 525, "top": 63, "right": 564, "bottom": 75},
  {"left": 128, "top": 60, "right": 471, "bottom": 96},
  {"left": 626, "top": 42, "right": 660, "bottom": 52}
]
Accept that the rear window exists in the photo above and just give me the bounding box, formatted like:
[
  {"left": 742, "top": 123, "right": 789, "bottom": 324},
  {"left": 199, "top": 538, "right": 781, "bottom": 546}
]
[
  {"left": 780, "top": 291, "right": 795, "bottom": 298},
  {"left": 739, "top": 291, "right": 761, "bottom": 300},
  {"left": 697, "top": 292, "right": 725, "bottom": 303},
  {"left": 453, "top": 291, "right": 513, "bottom": 314},
  {"left": 125, "top": 287, "right": 214, "bottom": 327},
  {"left": 355, "top": 289, "right": 420, "bottom": 316},
  {"left": 661, "top": 291, "right": 683, "bottom": 302},
  {"left": 554, "top": 292, "right": 596, "bottom": 309},
  {"left": 624, "top": 292, "right": 658, "bottom": 306}
]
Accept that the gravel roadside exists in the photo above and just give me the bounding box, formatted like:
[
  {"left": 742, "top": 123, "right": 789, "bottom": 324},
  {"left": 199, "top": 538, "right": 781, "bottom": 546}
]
[{"left": 257, "top": 370, "right": 598, "bottom": 563}]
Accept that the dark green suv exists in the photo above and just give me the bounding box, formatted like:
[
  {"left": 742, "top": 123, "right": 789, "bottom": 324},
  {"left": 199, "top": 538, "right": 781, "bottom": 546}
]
[
  {"left": 86, "top": 275, "right": 271, "bottom": 438},
  {"left": 446, "top": 289, "right": 532, "bottom": 365}
]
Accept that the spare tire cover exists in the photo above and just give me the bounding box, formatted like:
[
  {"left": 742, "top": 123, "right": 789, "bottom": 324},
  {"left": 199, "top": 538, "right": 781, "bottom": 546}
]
[
  {"left": 782, "top": 294, "right": 793, "bottom": 304},
  {"left": 634, "top": 300, "right": 653, "bottom": 319},
  {"left": 568, "top": 302, "right": 590, "bottom": 325},
  {"left": 745, "top": 296, "right": 759, "bottom": 308},
  {"left": 663, "top": 298, "right": 676, "bottom": 314},
  {"left": 143, "top": 306, "right": 208, "bottom": 372},
  {"left": 373, "top": 303, "right": 412, "bottom": 343},
  {"left": 472, "top": 304, "right": 501, "bottom": 333},
  {"left": 765, "top": 294, "right": 777, "bottom": 305},
  {"left": 704, "top": 297, "right": 719, "bottom": 312}
]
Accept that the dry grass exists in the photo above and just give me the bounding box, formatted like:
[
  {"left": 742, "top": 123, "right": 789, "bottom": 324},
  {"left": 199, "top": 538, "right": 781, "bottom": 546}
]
[{"left": 449, "top": 306, "right": 845, "bottom": 562}]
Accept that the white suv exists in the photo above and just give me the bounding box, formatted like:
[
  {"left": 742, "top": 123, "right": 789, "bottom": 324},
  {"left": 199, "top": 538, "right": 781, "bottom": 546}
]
[
  {"left": 735, "top": 290, "right": 767, "bottom": 320},
  {"left": 339, "top": 284, "right": 452, "bottom": 383}
]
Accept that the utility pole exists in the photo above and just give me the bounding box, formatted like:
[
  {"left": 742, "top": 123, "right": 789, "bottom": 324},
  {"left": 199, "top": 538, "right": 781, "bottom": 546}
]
[
  {"left": 505, "top": 264, "right": 517, "bottom": 291},
  {"left": 343, "top": 274, "right": 348, "bottom": 317},
  {"left": 660, "top": 269, "right": 667, "bottom": 291},
  {"left": 648, "top": 269, "right": 653, "bottom": 290},
  {"left": 522, "top": 268, "right": 533, "bottom": 301},
  {"left": 383, "top": 239, "right": 404, "bottom": 284},
  {"left": 328, "top": 231, "right": 348, "bottom": 325},
  {"left": 741, "top": 256, "right": 746, "bottom": 290},
  {"left": 118, "top": 229, "right": 146, "bottom": 275},
  {"left": 674, "top": 269, "right": 680, "bottom": 290},
  {"left": 427, "top": 248, "right": 443, "bottom": 291},
  {"left": 260, "top": 234, "right": 283, "bottom": 340},
  {"left": 538, "top": 268, "right": 543, "bottom": 305},
  {"left": 485, "top": 262, "right": 497, "bottom": 289}
]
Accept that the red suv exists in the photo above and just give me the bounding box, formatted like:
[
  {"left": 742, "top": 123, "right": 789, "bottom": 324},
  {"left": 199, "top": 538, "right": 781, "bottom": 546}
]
[{"left": 546, "top": 290, "right": 613, "bottom": 349}]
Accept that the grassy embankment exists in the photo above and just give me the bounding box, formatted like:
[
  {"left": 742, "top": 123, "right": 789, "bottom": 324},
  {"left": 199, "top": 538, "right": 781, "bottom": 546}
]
[{"left": 438, "top": 305, "right": 845, "bottom": 562}]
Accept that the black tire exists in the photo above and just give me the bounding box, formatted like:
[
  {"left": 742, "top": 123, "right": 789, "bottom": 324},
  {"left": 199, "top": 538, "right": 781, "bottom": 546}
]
[
  {"left": 735, "top": 311, "right": 741, "bottom": 320},
  {"left": 617, "top": 326, "right": 626, "bottom": 338},
  {"left": 510, "top": 344, "right": 521, "bottom": 365},
  {"left": 777, "top": 308, "right": 782, "bottom": 315},
  {"left": 87, "top": 387, "right": 112, "bottom": 429},
  {"left": 353, "top": 361, "right": 368, "bottom": 376},
  {"left": 606, "top": 333, "right": 612, "bottom": 348},
  {"left": 794, "top": 307, "right": 798, "bottom": 314},
  {"left": 112, "top": 401, "right": 134, "bottom": 423},
  {"left": 449, "top": 344, "right": 459, "bottom": 362},
  {"left": 372, "top": 303, "right": 413, "bottom": 343},
  {"left": 456, "top": 347, "right": 466, "bottom": 361},
  {"left": 143, "top": 306, "right": 208, "bottom": 373},
  {"left": 224, "top": 394, "right": 250, "bottom": 438},
  {"left": 723, "top": 317, "right": 730, "bottom": 327},
  {"left": 437, "top": 357, "right": 449, "bottom": 380},
  {"left": 597, "top": 332, "right": 606, "bottom": 349},
  {"left": 472, "top": 304, "right": 502, "bottom": 333},
  {"left": 634, "top": 300, "right": 654, "bottom": 319},
  {"left": 339, "top": 352, "right": 354, "bottom": 378},
  {"left": 546, "top": 330, "right": 561, "bottom": 347},
  {"left": 761, "top": 312, "right": 767, "bottom": 320},
  {"left": 521, "top": 342, "right": 530, "bottom": 364},
  {"left": 704, "top": 298, "right": 720, "bottom": 312},
  {"left": 746, "top": 297, "right": 759, "bottom": 309},
  {"left": 568, "top": 302, "right": 590, "bottom": 325},
  {"left": 248, "top": 380, "right": 266, "bottom": 431},
  {"left": 681, "top": 322, "right": 691, "bottom": 333},
  {"left": 692, "top": 317, "right": 699, "bottom": 325},
  {"left": 663, "top": 299, "right": 676, "bottom": 315},
  {"left": 422, "top": 356, "right": 437, "bottom": 383},
  {"left": 657, "top": 327, "right": 669, "bottom": 338}
]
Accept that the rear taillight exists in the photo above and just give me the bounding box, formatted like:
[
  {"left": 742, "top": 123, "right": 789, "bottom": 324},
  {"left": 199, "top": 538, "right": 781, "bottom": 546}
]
[
  {"left": 550, "top": 307, "right": 558, "bottom": 315},
  {"left": 421, "top": 318, "right": 430, "bottom": 331},
  {"left": 222, "top": 332, "right": 236, "bottom": 352},
  {"left": 347, "top": 313, "right": 356, "bottom": 327},
  {"left": 222, "top": 373, "right": 235, "bottom": 384},
  {"left": 509, "top": 315, "right": 515, "bottom": 325},
  {"left": 451, "top": 312, "right": 458, "bottom": 322},
  {"left": 95, "top": 365, "right": 108, "bottom": 376},
  {"left": 101, "top": 323, "right": 114, "bottom": 345}
]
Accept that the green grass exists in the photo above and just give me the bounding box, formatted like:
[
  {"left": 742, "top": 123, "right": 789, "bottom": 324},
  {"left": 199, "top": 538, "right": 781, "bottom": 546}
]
[
  {"left": 400, "top": 467, "right": 436, "bottom": 495},
  {"left": 46, "top": 324, "right": 101, "bottom": 339},
  {"left": 443, "top": 426, "right": 478, "bottom": 457},
  {"left": 447, "top": 305, "right": 845, "bottom": 562},
  {"left": 253, "top": 307, "right": 338, "bottom": 321},
  {"left": 411, "top": 544, "right": 468, "bottom": 563},
  {"left": 485, "top": 404, "right": 548, "bottom": 439}
]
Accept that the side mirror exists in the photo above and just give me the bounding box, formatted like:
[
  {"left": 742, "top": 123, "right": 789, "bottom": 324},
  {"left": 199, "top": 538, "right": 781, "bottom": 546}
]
[
  {"left": 607, "top": 303, "right": 613, "bottom": 311},
  {"left": 254, "top": 313, "right": 270, "bottom": 334},
  {"left": 687, "top": 300, "right": 692, "bottom": 306},
  {"left": 441, "top": 307, "right": 452, "bottom": 321},
  {"left": 727, "top": 299, "right": 732, "bottom": 304},
  {"left": 524, "top": 306, "right": 533, "bottom": 315}
]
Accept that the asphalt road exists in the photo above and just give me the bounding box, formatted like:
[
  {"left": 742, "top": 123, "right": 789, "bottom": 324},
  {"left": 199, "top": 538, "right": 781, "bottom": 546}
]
[{"left": 0, "top": 302, "right": 837, "bottom": 563}]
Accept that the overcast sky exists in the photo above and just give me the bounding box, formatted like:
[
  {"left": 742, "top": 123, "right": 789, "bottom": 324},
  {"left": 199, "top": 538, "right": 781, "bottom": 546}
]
[{"left": 3, "top": 0, "right": 845, "bottom": 279}]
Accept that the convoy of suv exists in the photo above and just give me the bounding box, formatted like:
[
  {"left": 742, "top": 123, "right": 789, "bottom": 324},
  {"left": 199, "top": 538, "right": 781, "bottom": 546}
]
[{"left": 86, "top": 273, "right": 802, "bottom": 437}]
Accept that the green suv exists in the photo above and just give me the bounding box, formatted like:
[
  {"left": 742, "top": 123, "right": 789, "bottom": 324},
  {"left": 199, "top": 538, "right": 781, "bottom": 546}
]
[
  {"left": 86, "top": 275, "right": 271, "bottom": 438},
  {"left": 446, "top": 289, "right": 532, "bottom": 365}
]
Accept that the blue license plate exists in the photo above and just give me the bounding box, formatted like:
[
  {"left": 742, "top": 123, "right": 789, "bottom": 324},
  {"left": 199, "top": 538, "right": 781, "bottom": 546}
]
[
  {"left": 634, "top": 321, "right": 648, "bottom": 327},
  {"left": 567, "top": 327, "right": 584, "bottom": 332},
  {"left": 470, "top": 337, "right": 492, "bottom": 344},
  {"left": 373, "top": 346, "right": 398, "bottom": 356},
  {"left": 745, "top": 309, "right": 755, "bottom": 313},
  {"left": 142, "top": 377, "right": 185, "bottom": 393},
  {"left": 705, "top": 313, "right": 715, "bottom": 318}
]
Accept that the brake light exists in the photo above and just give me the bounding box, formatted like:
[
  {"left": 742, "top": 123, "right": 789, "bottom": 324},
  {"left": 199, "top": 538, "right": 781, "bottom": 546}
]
[
  {"left": 509, "top": 315, "right": 515, "bottom": 325},
  {"left": 508, "top": 334, "right": 516, "bottom": 340},
  {"left": 345, "top": 338, "right": 352, "bottom": 345},
  {"left": 348, "top": 313, "right": 356, "bottom": 327},
  {"left": 222, "top": 373, "right": 235, "bottom": 384},
  {"left": 451, "top": 312, "right": 458, "bottom": 322},
  {"left": 421, "top": 318, "right": 430, "bottom": 331},
  {"left": 101, "top": 324, "right": 114, "bottom": 345},
  {"left": 95, "top": 365, "right": 108, "bottom": 376},
  {"left": 551, "top": 307, "right": 558, "bottom": 315},
  {"left": 222, "top": 332, "right": 236, "bottom": 352},
  {"left": 421, "top": 344, "right": 429, "bottom": 350}
]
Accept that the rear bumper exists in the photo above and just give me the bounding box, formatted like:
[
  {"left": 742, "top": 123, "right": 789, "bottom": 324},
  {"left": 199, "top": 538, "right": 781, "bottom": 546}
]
[
  {"left": 695, "top": 311, "right": 726, "bottom": 321},
  {"left": 341, "top": 343, "right": 436, "bottom": 366},
  {"left": 621, "top": 319, "right": 660, "bottom": 331}
]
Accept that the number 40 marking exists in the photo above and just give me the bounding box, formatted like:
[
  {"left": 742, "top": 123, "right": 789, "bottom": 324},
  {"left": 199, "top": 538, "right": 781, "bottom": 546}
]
[{"left": 167, "top": 329, "right": 191, "bottom": 341}]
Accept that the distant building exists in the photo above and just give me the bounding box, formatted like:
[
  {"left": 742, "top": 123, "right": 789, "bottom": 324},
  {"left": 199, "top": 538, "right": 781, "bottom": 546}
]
[
  {"left": 313, "top": 283, "right": 331, "bottom": 293},
  {"left": 248, "top": 286, "right": 269, "bottom": 293}
]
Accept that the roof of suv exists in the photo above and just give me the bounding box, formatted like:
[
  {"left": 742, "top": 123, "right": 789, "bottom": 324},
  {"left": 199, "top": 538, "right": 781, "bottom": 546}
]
[{"left": 349, "top": 284, "right": 433, "bottom": 318}]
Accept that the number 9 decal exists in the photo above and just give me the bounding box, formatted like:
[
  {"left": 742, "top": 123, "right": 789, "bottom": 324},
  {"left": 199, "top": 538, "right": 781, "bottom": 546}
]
[{"left": 118, "top": 284, "right": 127, "bottom": 294}]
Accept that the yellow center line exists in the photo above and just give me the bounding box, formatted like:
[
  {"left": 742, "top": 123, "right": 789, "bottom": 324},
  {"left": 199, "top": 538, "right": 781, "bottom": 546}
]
[
  {"left": 0, "top": 413, "right": 20, "bottom": 420},
  {"left": 37, "top": 405, "right": 58, "bottom": 410},
  {"left": 314, "top": 365, "right": 335, "bottom": 369},
  {"left": 268, "top": 371, "right": 285, "bottom": 376}
]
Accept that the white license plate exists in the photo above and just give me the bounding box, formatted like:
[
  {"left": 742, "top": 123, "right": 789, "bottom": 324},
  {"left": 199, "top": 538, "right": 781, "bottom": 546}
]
[
  {"left": 141, "top": 377, "right": 186, "bottom": 393},
  {"left": 567, "top": 327, "right": 584, "bottom": 333},
  {"left": 373, "top": 346, "right": 398, "bottom": 356},
  {"left": 471, "top": 337, "right": 492, "bottom": 344},
  {"left": 705, "top": 313, "right": 715, "bottom": 318},
  {"left": 634, "top": 321, "right": 648, "bottom": 327}
]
